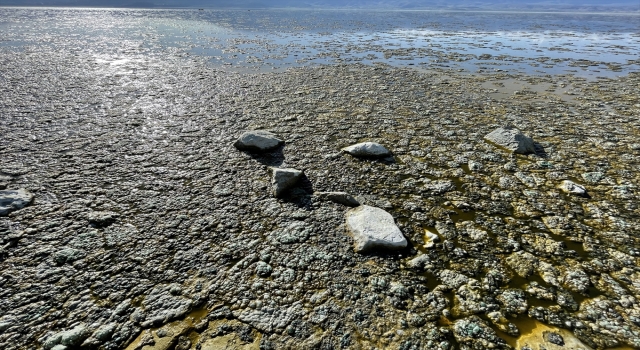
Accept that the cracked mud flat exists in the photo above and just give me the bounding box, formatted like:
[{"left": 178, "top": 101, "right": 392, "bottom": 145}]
[{"left": 1, "top": 8, "right": 640, "bottom": 350}]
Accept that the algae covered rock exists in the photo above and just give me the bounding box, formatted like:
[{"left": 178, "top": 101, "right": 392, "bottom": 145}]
[{"left": 453, "top": 316, "right": 511, "bottom": 349}]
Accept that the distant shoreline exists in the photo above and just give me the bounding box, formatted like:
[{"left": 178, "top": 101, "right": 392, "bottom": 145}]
[{"left": 0, "top": 5, "right": 639, "bottom": 14}]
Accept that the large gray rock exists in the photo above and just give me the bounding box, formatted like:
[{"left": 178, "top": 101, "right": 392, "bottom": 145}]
[
  {"left": 0, "top": 189, "right": 34, "bottom": 216},
  {"left": 558, "top": 180, "right": 587, "bottom": 197},
  {"left": 314, "top": 191, "right": 360, "bottom": 207},
  {"left": 345, "top": 205, "right": 407, "bottom": 253},
  {"left": 342, "top": 142, "right": 391, "bottom": 157},
  {"left": 234, "top": 130, "right": 283, "bottom": 152},
  {"left": 269, "top": 167, "right": 303, "bottom": 198},
  {"left": 484, "top": 126, "right": 535, "bottom": 154}
]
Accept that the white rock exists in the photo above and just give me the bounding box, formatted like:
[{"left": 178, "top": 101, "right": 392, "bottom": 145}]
[
  {"left": 234, "top": 130, "right": 283, "bottom": 152},
  {"left": 346, "top": 205, "right": 407, "bottom": 253},
  {"left": 425, "top": 230, "right": 439, "bottom": 242},
  {"left": 0, "top": 189, "right": 34, "bottom": 216},
  {"left": 342, "top": 142, "right": 391, "bottom": 157},
  {"left": 269, "top": 167, "right": 303, "bottom": 198},
  {"left": 484, "top": 126, "right": 535, "bottom": 154},
  {"left": 559, "top": 180, "right": 587, "bottom": 197}
]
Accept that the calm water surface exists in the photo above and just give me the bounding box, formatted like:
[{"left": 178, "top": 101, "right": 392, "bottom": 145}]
[{"left": 0, "top": 8, "right": 638, "bottom": 78}]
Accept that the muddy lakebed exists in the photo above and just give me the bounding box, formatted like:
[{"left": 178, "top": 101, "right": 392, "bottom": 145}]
[{"left": 1, "top": 7, "right": 639, "bottom": 350}]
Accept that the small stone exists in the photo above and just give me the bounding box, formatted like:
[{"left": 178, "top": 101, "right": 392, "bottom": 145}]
[
  {"left": 345, "top": 205, "right": 407, "bottom": 253},
  {"left": 581, "top": 172, "right": 604, "bottom": 184},
  {"left": 407, "top": 254, "right": 432, "bottom": 271},
  {"left": 234, "top": 130, "right": 283, "bottom": 152},
  {"left": 543, "top": 331, "right": 564, "bottom": 346},
  {"left": 468, "top": 160, "right": 482, "bottom": 171},
  {"left": 87, "top": 211, "right": 118, "bottom": 227},
  {"left": 256, "top": 261, "right": 272, "bottom": 277},
  {"left": 558, "top": 180, "right": 587, "bottom": 197},
  {"left": 453, "top": 316, "right": 509, "bottom": 349},
  {"left": 0, "top": 188, "right": 34, "bottom": 216},
  {"left": 54, "top": 248, "right": 86, "bottom": 265},
  {"left": 314, "top": 192, "right": 360, "bottom": 207},
  {"left": 424, "top": 229, "right": 440, "bottom": 243},
  {"left": 342, "top": 142, "right": 392, "bottom": 157},
  {"left": 175, "top": 336, "right": 191, "bottom": 350},
  {"left": 269, "top": 167, "right": 304, "bottom": 198},
  {"left": 484, "top": 126, "right": 536, "bottom": 154}
]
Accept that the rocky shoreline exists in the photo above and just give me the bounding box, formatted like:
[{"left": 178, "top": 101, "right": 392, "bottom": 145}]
[{"left": 1, "top": 45, "right": 639, "bottom": 350}]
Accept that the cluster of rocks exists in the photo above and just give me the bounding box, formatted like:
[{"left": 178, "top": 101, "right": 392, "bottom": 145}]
[{"left": 235, "top": 130, "right": 408, "bottom": 254}]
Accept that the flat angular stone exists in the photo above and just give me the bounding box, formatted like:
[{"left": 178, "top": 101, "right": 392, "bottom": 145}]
[
  {"left": 559, "top": 180, "right": 587, "bottom": 197},
  {"left": 342, "top": 142, "right": 391, "bottom": 157},
  {"left": 346, "top": 205, "right": 407, "bottom": 253},
  {"left": 234, "top": 130, "right": 283, "bottom": 152},
  {"left": 314, "top": 191, "right": 360, "bottom": 207},
  {"left": 484, "top": 126, "right": 535, "bottom": 154},
  {"left": 0, "top": 189, "right": 34, "bottom": 216},
  {"left": 269, "top": 167, "right": 303, "bottom": 198}
]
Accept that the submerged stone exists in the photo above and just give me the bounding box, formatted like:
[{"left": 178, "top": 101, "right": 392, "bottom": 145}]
[
  {"left": 342, "top": 142, "right": 391, "bottom": 157},
  {"left": 484, "top": 126, "right": 535, "bottom": 154},
  {"left": 345, "top": 205, "right": 407, "bottom": 253},
  {"left": 234, "top": 130, "right": 283, "bottom": 152}
]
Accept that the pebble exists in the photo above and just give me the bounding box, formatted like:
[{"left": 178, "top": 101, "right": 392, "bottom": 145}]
[
  {"left": 314, "top": 191, "right": 360, "bottom": 207},
  {"left": 558, "top": 180, "right": 588, "bottom": 197}
]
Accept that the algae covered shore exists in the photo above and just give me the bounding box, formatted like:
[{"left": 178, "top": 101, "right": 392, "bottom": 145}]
[{"left": 1, "top": 8, "right": 639, "bottom": 350}]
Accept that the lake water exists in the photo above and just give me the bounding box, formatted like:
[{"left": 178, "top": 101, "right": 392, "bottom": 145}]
[{"left": 0, "top": 8, "right": 639, "bottom": 78}]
